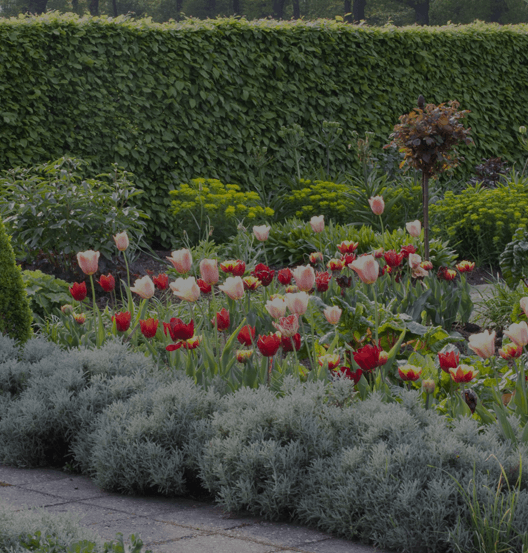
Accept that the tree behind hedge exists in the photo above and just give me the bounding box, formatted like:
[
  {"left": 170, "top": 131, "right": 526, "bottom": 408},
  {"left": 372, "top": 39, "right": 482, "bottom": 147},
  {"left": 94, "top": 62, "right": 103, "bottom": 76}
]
[{"left": 0, "top": 217, "right": 32, "bottom": 343}]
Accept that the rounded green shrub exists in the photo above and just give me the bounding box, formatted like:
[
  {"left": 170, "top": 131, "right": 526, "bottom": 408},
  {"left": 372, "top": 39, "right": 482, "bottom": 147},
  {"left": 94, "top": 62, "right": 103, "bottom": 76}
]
[{"left": 0, "top": 216, "right": 32, "bottom": 343}]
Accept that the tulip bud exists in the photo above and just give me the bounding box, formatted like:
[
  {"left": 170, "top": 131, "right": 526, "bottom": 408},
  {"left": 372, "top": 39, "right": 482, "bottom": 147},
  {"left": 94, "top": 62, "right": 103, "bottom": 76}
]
[
  {"left": 61, "top": 304, "right": 74, "bottom": 315},
  {"left": 422, "top": 379, "right": 435, "bottom": 394},
  {"left": 520, "top": 126, "right": 527, "bottom": 135},
  {"left": 378, "top": 351, "right": 389, "bottom": 365},
  {"left": 73, "top": 313, "right": 86, "bottom": 325},
  {"left": 113, "top": 231, "right": 129, "bottom": 252},
  {"left": 236, "top": 350, "right": 254, "bottom": 364}
]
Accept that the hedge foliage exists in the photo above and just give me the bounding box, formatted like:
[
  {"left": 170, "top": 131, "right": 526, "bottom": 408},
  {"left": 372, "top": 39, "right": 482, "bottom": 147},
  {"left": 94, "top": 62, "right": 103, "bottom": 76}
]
[
  {"left": 1, "top": 15, "right": 528, "bottom": 245},
  {"left": 2, "top": 335, "right": 528, "bottom": 552}
]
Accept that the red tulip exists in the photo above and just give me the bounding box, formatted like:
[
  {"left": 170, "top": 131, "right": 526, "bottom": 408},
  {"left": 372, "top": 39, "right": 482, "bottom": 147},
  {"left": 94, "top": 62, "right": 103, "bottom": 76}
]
[
  {"left": 337, "top": 241, "right": 358, "bottom": 255},
  {"left": 383, "top": 250, "right": 403, "bottom": 268},
  {"left": 212, "top": 308, "right": 230, "bottom": 331},
  {"left": 112, "top": 311, "right": 131, "bottom": 332},
  {"left": 237, "top": 325, "right": 256, "bottom": 346},
  {"left": 153, "top": 273, "right": 169, "bottom": 290},
  {"left": 163, "top": 318, "right": 194, "bottom": 341},
  {"left": 437, "top": 267, "right": 457, "bottom": 281},
  {"left": 181, "top": 336, "right": 200, "bottom": 350},
  {"left": 449, "top": 364, "right": 479, "bottom": 384},
  {"left": 281, "top": 333, "right": 301, "bottom": 352},
  {"left": 341, "top": 253, "right": 356, "bottom": 266},
  {"left": 315, "top": 271, "right": 331, "bottom": 292},
  {"left": 70, "top": 282, "right": 88, "bottom": 302},
  {"left": 252, "top": 263, "right": 275, "bottom": 287},
  {"left": 337, "top": 366, "right": 363, "bottom": 384},
  {"left": 166, "top": 343, "right": 183, "bottom": 352},
  {"left": 327, "top": 259, "right": 344, "bottom": 272},
  {"left": 400, "top": 245, "right": 417, "bottom": 259},
  {"left": 140, "top": 318, "right": 159, "bottom": 339},
  {"left": 277, "top": 268, "right": 293, "bottom": 285},
  {"left": 197, "top": 279, "right": 212, "bottom": 294},
  {"left": 220, "top": 260, "right": 246, "bottom": 277},
  {"left": 438, "top": 351, "right": 459, "bottom": 373},
  {"left": 73, "top": 313, "right": 86, "bottom": 325},
  {"left": 257, "top": 332, "right": 282, "bottom": 357},
  {"left": 398, "top": 364, "right": 422, "bottom": 382},
  {"left": 352, "top": 344, "right": 386, "bottom": 372},
  {"left": 97, "top": 274, "right": 115, "bottom": 292}
]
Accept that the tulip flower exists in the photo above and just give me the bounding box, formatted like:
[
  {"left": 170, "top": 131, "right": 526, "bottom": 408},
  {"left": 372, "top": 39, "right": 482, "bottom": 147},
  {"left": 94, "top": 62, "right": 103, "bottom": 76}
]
[
  {"left": 309, "top": 252, "right": 324, "bottom": 265},
  {"left": 338, "top": 366, "right": 363, "bottom": 384},
  {"left": 277, "top": 268, "right": 293, "bottom": 285},
  {"left": 398, "top": 364, "right": 422, "bottom": 382},
  {"left": 310, "top": 215, "right": 325, "bottom": 233},
  {"left": 200, "top": 259, "right": 219, "bottom": 285},
  {"left": 130, "top": 276, "right": 155, "bottom": 299},
  {"left": 521, "top": 297, "right": 528, "bottom": 318},
  {"left": 400, "top": 244, "right": 417, "bottom": 259},
  {"left": 292, "top": 265, "right": 316, "bottom": 292},
  {"left": 220, "top": 260, "right": 246, "bottom": 277},
  {"left": 349, "top": 255, "right": 379, "bottom": 285},
  {"left": 408, "top": 253, "right": 422, "bottom": 270},
  {"left": 265, "top": 297, "right": 287, "bottom": 319},
  {"left": 324, "top": 305, "right": 342, "bottom": 325},
  {"left": 153, "top": 273, "right": 169, "bottom": 290},
  {"left": 318, "top": 353, "right": 340, "bottom": 370},
  {"left": 219, "top": 276, "right": 245, "bottom": 300},
  {"left": 368, "top": 196, "right": 385, "bottom": 215},
  {"left": 499, "top": 343, "right": 523, "bottom": 360},
  {"left": 77, "top": 250, "right": 100, "bottom": 276},
  {"left": 327, "top": 258, "right": 344, "bottom": 272},
  {"left": 449, "top": 364, "right": 479, "bottom": 384},
  {"left": 253, "top": 225, "right": 271, "bottom": 241},
  {"left": 341, "top": 253, "right": 356, "bottom": 266},
  {"left": 212, "top": 308, "right": 230, "bottom": 331},
  {"left": 61, "top": 304, "right": 74, "bottom": 315},
  {"left": 140, "top": 318, "right": 159, "bottom": 339},
  {"left": 285, "top": 292, "right": 310, "bottom": 316},
  {"left": 504, "top": 321, "right": 528, "bottom": 347},
  {"left": 181, "top": 336, "right": 200, "bottom": 350},
  {"left": 197, "top": 278, "right": 212, "bottom": 294},
  {"left": 456, "top": 260, "right": 475, "bottom": 273},
  {"left": 285, "top": 285, "right": 299, "bottom": 294},
  {"left": 236, "top": 350, "right": 254, "bottom": 364},
  {"left": 468, "top": 330, "right": 496, "bottom": 359},
  {"left": 164, "top": 318, "right": 194, "bottom": 341},
  {"left": 112, "top": 311, "right": 132, "bottom": 332},
  {"left": 113, "top": 231, "right": 129, "bottom": 252},
  {"left": 438, "top": 351, "right": 459, "bottom": 373},
  {"left": 406, "top": 220, "right": 421, "bottom": 237},
  {"left": 243, "top": 276, "right": 262, "bottom": 291},
  {"left": 437, "top": 267, "right": 457, "bottom": 281},
  {"left": 384, "top": 250, "right": 403, "bottom": 268},
  {"left": 281, "top": 333, "right": 301, "bottom": 352},
  {"left": 73, "top": 313, "right": 86, "bottom": 325},
  {"left": 257, "top": 332, "right": 282, "bottom": 357},
  {"left": 166, "top": 249, "right": 193, "bottom": 274},
  {"left": 251, "top": 264, "right": 274, "bottom": 287},
  {"left": 69, "top": 282, "right": 87, "bottom": 302},
  {"left": 170, "top": 277, "right": 201, "bottom": 302},
  {"left": 166, "top": 343, "right": 183, "bottom": 352},
  {"left": 238, "top": 325, "right": 256, "bottom": 346},
  {"left": 353, "top": 344, "right": 385, "bottom": 372},
  {"left": 315, "top": 272, "right": 331, "bottom": 292},
  {"left": 97, "top": 274, "right": 115, "bottom": 292},
  {"left": 420, "top": 260, "right": 433, "bottom": 271},
  {"left": 272, "top": 314, "right": 299, "bottom": 337},
  {"left": 422, "top": 379, "right": 435, "bottom": 394},
  {"left": 337, "top": 241, "right": 358, "bottom": 255}
]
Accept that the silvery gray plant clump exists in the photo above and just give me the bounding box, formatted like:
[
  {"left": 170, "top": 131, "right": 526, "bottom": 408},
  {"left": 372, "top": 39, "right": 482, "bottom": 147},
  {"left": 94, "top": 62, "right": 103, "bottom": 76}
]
[{"left": 85, "top": 377, "right": 221, "bottom": 496}]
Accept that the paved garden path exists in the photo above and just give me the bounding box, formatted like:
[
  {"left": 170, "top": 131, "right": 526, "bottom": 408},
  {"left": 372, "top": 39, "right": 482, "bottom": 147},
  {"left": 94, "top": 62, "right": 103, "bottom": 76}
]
[{"left": 0, "top": 465, "right": 393, "bottom": 553}]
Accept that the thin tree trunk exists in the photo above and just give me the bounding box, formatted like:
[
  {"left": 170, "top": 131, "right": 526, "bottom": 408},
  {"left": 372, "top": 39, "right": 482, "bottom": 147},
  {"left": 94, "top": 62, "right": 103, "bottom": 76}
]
[
  {"left": 490, "top": 0, "right": 507, "bottom": 22},
  {"left": 272, "top": 0, "right": 285, "bottom": 19},
  {"left": 353, "top": 0, "right": 366, "bottom": 22},
  {"left": 112, "top": 0, "right": 118, "bottom": 16},
  {"left": 72, "top": 0, "right": 79, "bottom": 12},
  {"left": 344, "top": 0, "right": 352, "bottom": 22},
  {"left": 292, "top": 0, "right": 300, "bottom": 18},
  {"left": 233, "top": 0, "right": 240, "bottom": 14},
  {"left": 208, "top": 0, "right": 216, "bottom": 17},
  {"left": 27, "top": 0, "right": 47, "bottom": 13},
  {"left": 414, "top": 0, "right": 429, "bottom": 25},
  {"left": 88, "top": 0, "right": 99, "bottom": 15},
  {"left": 177, "top": 0, "right": 183, "bottom": 12},
  {"left": 422, "top": 172, "right": 429, "bottom": 260}
]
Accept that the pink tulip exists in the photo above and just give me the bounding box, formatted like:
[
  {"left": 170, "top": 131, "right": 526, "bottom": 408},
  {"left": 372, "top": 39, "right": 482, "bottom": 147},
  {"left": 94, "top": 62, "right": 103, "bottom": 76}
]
[
  {"left": 113, "top": 231, "right": 129, "bottom": 252},
  {"left": 292, "top": 265, "right": 316, "bottom": 292},
  {"left": 218, "top": 276, "right": 245, "bottom": 300},
  {"left": 324, "top": 305, "right": 342, "bottom": 325},
  {"left": 520, "top": 297, "right": 528, "bottom": 318},
  {"left": 408, "top": 253, "right": 422, "bottom": 270},
  {"left": 406, "top": 220, "right": 421, "bottom": 238},
  {"left": 253, "top": 225, "right": 271, "bottom": 242},
  {"left": 166, "top": 249, "right": 192, "bottom": 274},
  {"left": 310, "top": 215, "right": 325, "bottom": 233},
  {"left": 130, "top": 275, "right": 155, "bottom": 299},
  {"left": 368, "top": 196, "right": 385, "bottom": 216},
  {"left": 200, "top": 259, "right": 219, "bottom": 285},
  {"left": 169, "top": 277, "right": 201, "bottom": 302},
  {"left": 77, "top": 250, "right": 100, "bottom": 276},
  {"left": 349, "top": 255, "right": 379, "bottom": 285},
  {"left": 273, "top": 314, "right": 299, "bottom": 337},
  {"left": 265, "top": 297, "right": 287, "bottom": 319},
  {"left": 504, "top": 321, "right": 528, "bottom": 347},
  {"left": 468, "top": 329, "right": 496, "bottom": 359},
  {"left": 285, "top": 292, "right": 310, "bottom": 316}
]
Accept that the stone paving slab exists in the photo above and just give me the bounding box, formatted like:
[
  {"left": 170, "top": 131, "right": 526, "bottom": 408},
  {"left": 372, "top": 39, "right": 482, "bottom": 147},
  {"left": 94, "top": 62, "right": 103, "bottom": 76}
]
[{"left": 0, "top": 465, "right": 394, "bottom": 553}]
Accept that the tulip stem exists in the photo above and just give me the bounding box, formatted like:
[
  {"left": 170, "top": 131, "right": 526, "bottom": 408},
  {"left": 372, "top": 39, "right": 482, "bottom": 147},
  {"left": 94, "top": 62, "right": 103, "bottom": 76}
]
[
  {"left": 379, "top": 215, "right": 385, "bottom": 238},
  {"left": 123, "top": 251, "right": 131, "bottom": 292},
  {"left": 300, "top": 318, "right": 314, "bottom": 371},
  {"left": 372, "top": 285, "right": 379, "bottom": 345}
]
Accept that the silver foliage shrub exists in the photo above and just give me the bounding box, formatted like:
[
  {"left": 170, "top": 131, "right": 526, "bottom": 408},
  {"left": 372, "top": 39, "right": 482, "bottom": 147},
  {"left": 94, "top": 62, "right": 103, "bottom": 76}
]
[{"left": 86, "top": 376, "right": 220, "bottom": 496}]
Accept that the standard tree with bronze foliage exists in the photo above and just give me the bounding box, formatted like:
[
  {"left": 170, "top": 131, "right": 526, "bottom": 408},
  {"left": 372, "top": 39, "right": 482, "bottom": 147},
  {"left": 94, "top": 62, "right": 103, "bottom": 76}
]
[{"left": 0, "top": 216, "right": 32, "bottom": 343}]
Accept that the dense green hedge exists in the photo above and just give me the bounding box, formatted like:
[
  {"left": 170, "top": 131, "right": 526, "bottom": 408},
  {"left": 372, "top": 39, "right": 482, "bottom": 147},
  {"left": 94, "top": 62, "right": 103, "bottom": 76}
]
[{"left": 1, "top": 15, "right": 528, "bottom": 245}]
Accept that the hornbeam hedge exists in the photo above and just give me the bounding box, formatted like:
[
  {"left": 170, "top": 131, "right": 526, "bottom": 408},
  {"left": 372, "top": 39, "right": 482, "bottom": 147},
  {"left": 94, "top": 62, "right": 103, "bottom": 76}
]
[{"left": 1, "top": 15, "right": 527, "bottom": 245}]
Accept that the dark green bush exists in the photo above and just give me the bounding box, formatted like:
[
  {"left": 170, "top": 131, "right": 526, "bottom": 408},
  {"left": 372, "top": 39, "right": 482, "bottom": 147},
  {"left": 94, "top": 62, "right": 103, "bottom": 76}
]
[{"left": 1, "top": 15, "right": 528, "bottom": 245}]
